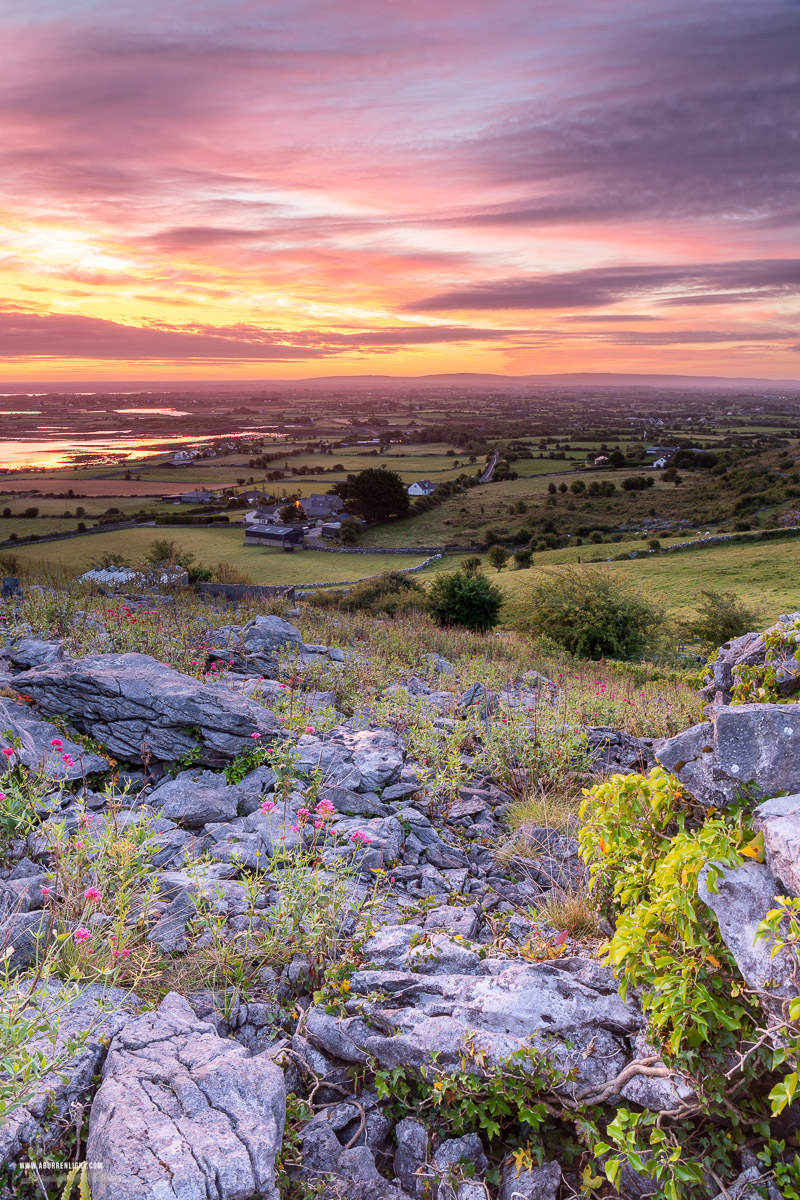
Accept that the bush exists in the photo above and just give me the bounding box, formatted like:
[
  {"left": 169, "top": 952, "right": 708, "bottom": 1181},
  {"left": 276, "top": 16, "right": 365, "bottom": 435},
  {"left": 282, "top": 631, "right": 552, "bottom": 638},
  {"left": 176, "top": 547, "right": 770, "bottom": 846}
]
[
  {"left": 513, "top": 549, "right": 532, "bottom": 570},
  {"left": 314, "top": 571, "right": 425, "bottom": 616},
  {"left": 683, "top": 589, "right": 762, "bottom": 650},
  {"left": 487, "top": 545, "right": 508, "bottom": 572},
  {"left": 514, "top": 566, "right": 662, "bottom": 659},
  {"left": 621, "top": 476, "right": 652, "bottom": 491},
  {"left": 460, "top": 556, "right": 482, "bottom": 575},
  {"left": 212, "top": 561, "right": 253, "bottom": 585},
  {"left": 427, "top": 570, "right": 503, "bottom": 632}
]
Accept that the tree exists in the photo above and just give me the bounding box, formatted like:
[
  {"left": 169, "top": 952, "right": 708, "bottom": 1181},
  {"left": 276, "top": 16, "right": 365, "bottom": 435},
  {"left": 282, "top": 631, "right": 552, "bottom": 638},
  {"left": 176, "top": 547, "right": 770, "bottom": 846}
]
[
  {"left": 487, "top": 545, "right": 509, "bottom": 572},
  {"left": 609, "top": 450, "right": 626, "bottom": 468},
  {"left": 90, "top": 551, "right": 130, "bottom": 570},
  {"left": 684, "top": 590, "right": 762, "bottom": 650},
  {"left": 460, "top": 556, "right": 482, "bottom": 575},
  {"left": 427, "top": 570, "right": 503, "bottom": 633},
  {"left": 279, "top": 502, "right": 304, "bottom": 522},
  {"left": 514, "top": 566, "right": 662, "bottom": 660},
  {"left": 145, "top": 540, "right": 195, "bottom": 568},
  {"left": 338, "top": 518, "right": 362, "bottom": 546},
  {"left": 513, "top": 549, "right": 532, "bottom": 569},
  {"left": 340, "top": 469, "right": 409, "bottom": 521}
]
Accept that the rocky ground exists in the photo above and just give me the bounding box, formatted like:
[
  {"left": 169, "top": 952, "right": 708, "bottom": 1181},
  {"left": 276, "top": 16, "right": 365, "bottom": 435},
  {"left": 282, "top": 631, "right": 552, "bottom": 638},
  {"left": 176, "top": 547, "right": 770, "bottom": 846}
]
[{"left": 1, "top": 606, "right": 799, "bottom": 1198}]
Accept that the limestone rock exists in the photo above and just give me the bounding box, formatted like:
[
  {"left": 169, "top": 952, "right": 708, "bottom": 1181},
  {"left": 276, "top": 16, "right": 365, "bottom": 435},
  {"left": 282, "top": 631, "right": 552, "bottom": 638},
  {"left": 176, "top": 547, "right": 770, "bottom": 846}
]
[
  {"left": 656, "top": 704, "right": 800, "bottom": 809},
  {"left": 0, "top": 982, "right": 139, "bottom": 1167},
  {"left": 698, "top": 861, "right": 797, "bottom": 1001},
  {"left": 15, "top": 651, "right": 285, "bottom": 764},
  {"left": 498, "top": 1160, "right": 561, "bottom": 1200},
  {"left": 754, "top": 793, "right": 800, "bottom": 896},
  {"left": 306, "top": 957, "right": 646, "bottom": 1101},
  {"left": 149, "top": 768, "right": 241, "bottom": 826},
  {"left": 0, "top": 697, "right": 108, "bottom": 780},
  {"left": 87, "top": 992, "right": 285, "bottom": 1200}
]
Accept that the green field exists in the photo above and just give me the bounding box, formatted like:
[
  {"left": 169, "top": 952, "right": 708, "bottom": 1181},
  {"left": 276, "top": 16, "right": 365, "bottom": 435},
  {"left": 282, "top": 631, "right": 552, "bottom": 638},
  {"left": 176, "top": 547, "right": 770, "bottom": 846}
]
[
  {"left": 493, "top": 535, "right": 800, "bottom": 622},
  {"left": 7, "top": 526, "right": 436, "bottom": 585}
]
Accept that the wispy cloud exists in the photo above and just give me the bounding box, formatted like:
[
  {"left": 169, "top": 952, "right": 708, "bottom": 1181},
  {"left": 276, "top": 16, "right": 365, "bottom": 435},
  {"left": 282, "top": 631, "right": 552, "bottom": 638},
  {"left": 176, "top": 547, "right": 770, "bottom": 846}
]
[{"left": 0, "top": 0, "right": 797, "bottom": 377}]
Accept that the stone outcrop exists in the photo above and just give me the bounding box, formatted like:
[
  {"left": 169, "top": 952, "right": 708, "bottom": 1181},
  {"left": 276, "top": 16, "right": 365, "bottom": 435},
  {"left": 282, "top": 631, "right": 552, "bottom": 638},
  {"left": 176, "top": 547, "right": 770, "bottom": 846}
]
[
  {"left": 0, "top": 982, "right": 140, "bottom": 1167},
  {"left": 14, "top": 651, "right": 285, "bottom": 764},
  {"left": 87, "top": 992, "right": 285, "bottom": 1200},
  {"left": 699, "top": 612, "right": 800, "bottom": 706},
  {"left": 0, "top": 696, "right": 108, "bottom": 780},
  {"left": 656, "top": 703, "right": 800, "bottom": 808}
]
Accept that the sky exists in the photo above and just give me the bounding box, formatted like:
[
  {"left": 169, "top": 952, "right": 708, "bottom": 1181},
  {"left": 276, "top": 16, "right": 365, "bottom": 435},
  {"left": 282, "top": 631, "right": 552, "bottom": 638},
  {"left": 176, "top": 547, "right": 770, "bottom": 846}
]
[{"left": 0, "top": 0, "right": 799, "bottom": 382}]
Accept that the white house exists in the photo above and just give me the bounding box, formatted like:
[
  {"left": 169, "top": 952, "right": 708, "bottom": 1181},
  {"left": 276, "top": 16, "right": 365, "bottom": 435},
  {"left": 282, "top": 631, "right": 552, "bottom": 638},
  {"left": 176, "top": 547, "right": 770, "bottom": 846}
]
[{"left": 408, "top": 479, "right": 436, "bottom": 497}]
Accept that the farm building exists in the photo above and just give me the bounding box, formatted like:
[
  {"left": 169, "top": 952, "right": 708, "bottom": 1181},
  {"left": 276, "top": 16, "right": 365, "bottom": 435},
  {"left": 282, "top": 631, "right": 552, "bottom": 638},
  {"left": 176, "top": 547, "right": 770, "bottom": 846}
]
[{"left": 243, "top": 524, "right": 304, "bottom": 550}]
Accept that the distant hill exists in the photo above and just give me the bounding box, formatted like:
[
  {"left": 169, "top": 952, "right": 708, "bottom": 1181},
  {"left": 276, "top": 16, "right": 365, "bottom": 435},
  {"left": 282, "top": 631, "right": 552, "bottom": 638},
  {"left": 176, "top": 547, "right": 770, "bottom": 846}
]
[{"left": 3, "top": 370, "right": 800, "bottom": 393}]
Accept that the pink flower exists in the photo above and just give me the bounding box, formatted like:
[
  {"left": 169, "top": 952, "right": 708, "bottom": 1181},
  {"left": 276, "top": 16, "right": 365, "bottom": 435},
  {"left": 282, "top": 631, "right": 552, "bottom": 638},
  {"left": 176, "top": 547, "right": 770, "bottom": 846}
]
[
  {"left": 297, "top": 807, "right": 310, "bottom": 819},
  {"left": 121, "top": 947, "right": 131, "bottom": 958},
  {"left": 316, "top": 798, "right": 335, "bottom": 815},
  {"left": 251, "top": 732, "right": 261, "bottom": 739},
  {"left": 289, "top": 823, "right": 301, "bottom": 833},
  {"left": 41, "top": 886, "right": 52, "bottom": 897},
  {"left": 50, "top": 738, "right": 63, "bottom": 748},
  {"left": 73, "top": 927, "right": 91, "bottom": 944},
  {"left": 278, "top": 716, "right": 287, "bottom": 723},
  {"left": 313, "top": 820, "right": 324, "bottom": 829},
  {"left": 304, "top": 725, "right": 315, "bottom": 734},
  {"left": 79, "top": 813, "right": 93, "bottom": 826},
  {"left": 0, "top": 793, "right": 5, "bottom": 801},
  {"left": 349, "top": 831, "right": 372, "bottom": 845},
  {"left": 260, "top": 799, "right": 276, "bottom": 813},
  {"left": 1, "top": 748, "right": 14, "bottom": 757},
  {"left": 75, "top": 840, "right": 85, "bottom": 850},
  {"left": 84, "top": 886, "right": 102, "bottom": 902}
]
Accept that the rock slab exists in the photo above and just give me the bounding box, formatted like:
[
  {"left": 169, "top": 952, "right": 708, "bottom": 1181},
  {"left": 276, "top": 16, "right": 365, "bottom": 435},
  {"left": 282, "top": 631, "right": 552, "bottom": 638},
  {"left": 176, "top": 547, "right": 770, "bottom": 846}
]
[
  {"left": 88, "top": 991, "right": 285, "bottom": 1200},
  {"left": 15, "top": 652, "right": 285, "bottom": 764}
]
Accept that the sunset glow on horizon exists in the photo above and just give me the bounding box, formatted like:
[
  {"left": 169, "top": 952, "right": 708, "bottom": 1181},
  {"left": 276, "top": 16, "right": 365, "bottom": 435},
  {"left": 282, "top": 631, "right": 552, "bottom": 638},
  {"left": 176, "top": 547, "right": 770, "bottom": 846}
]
[{"left": 1, "top": 0, "right": 799, "bottom": 382}]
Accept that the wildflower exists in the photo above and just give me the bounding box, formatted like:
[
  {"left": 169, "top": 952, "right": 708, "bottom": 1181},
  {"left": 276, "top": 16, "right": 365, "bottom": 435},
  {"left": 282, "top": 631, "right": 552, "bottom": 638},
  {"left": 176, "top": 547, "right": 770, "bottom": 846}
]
[
  {"left": 350, "top": 831, "right": 372, "bottom": 845},
  {"left": 73, "top": 927, "right": 91, "bottom": 944},
  {"left": 50, "top": 738, "right": 63, "bottom": 749},
  {"left": 84, "top": 886, "right": 102, "bottom": 902},
  {"left": 0, "top": 793, "right": 5, "bottom": 801},
  {"left": 289, "top": 823, "right": 301, "bottom": 833},
  {"left": 75, "top": 840, "right": 85, "bottom": 850},
  {"left": 278, "top": 716, "right": 287, "bottom": 723},
  {"left": 251, "top": 731, "right": 261, "bottom": 739},
  {"left": 304, "top": 725, "right": 315, "bottom": 734},
  {"left": 313, "top": 820, "right": 324, "bottom": 829},
  {"left": 316, "top": 798, "right": 335, "bottom": 815},
  {"left": 1, "top": 748, "right": 13, "bottom": 757},
  {"left": 41, "top": 886, "right": 52, "bottom": 897},
  {"left": 260, "top": 799, "right": 276, "bottom": 813},
  {"left": 79, "top": 813, "right": 93, "bottom": 826}
]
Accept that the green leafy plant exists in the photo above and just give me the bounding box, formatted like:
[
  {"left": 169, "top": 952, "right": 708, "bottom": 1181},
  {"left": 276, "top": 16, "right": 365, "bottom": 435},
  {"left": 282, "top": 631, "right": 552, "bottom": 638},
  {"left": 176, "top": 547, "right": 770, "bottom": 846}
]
[{"left": 514, "top": 566, "right": 663, "bottom": 660}]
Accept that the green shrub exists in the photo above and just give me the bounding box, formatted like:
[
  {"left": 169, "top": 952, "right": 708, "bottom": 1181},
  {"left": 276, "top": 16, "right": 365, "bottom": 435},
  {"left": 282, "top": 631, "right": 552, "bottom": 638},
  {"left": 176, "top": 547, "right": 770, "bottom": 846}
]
[
  {"left": 487, "top": 545, "right": 508, "bottom": 572},
  {"left": 427, "top": 570, "right": 503, "bottom": 632},
  {"left": 683, "top": 589, "right": 762, "bottom": 650},
  {"left": 314, "top": 570, "right": 425, "bottom": 616},
  {"left": 513, "top": 566, "right": 662, "bottom": 659}
]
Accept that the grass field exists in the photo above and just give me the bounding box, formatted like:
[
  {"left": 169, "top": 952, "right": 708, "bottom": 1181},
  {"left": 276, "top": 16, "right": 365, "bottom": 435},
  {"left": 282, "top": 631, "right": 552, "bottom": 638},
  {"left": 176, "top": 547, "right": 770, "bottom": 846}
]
[
  {"left": 0, "top": 517, "right": 86, "bottom": 540},
  {"left": 6, "top": 526, "right": 435, "bottom": 585},
  {"left": 492, "top": 535, "right": 800, "bottom": 622}
]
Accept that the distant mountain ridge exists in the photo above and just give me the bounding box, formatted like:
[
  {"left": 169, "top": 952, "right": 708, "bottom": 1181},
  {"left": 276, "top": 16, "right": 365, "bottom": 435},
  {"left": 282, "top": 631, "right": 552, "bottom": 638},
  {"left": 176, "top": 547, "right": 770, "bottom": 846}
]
[{"left": 3, "top": 370, "right": 800, "bottom": 393}]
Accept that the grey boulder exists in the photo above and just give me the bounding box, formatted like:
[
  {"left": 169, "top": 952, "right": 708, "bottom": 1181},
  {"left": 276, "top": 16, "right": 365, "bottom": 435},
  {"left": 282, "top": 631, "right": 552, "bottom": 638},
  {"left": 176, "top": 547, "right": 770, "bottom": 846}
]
[
  {"left": 0, "top": 982, "right": 139, "bottom": 1167},
  {"left": 305, "top": 957, "right": 654, "bottom": 1101},
  {"left": 15, "top": 651, "right": 285, "bottom": 764},
  {"left": 149, "top": 768, "right": 241, "bottom": 827},
  {"left": 0, "top": 696, "right": 108, "bottom": 780},
  {"left": 698, "top": 860, "right": 797, "bottom": 1002},
  {"left": 87, "top": 991, "right": 285, "bottom": 1200},
  {"left": 754, "top": 793, "right": 800, "bottom": 896},
  {"left": 656, "top": 704, "right": 800, "bottom": 809},
  {"left": 499, "top": 1160, "right": 561, "bottom": 1200},
  {"left": 699, "top": 613, "right": 800, "bottom": 706}
]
